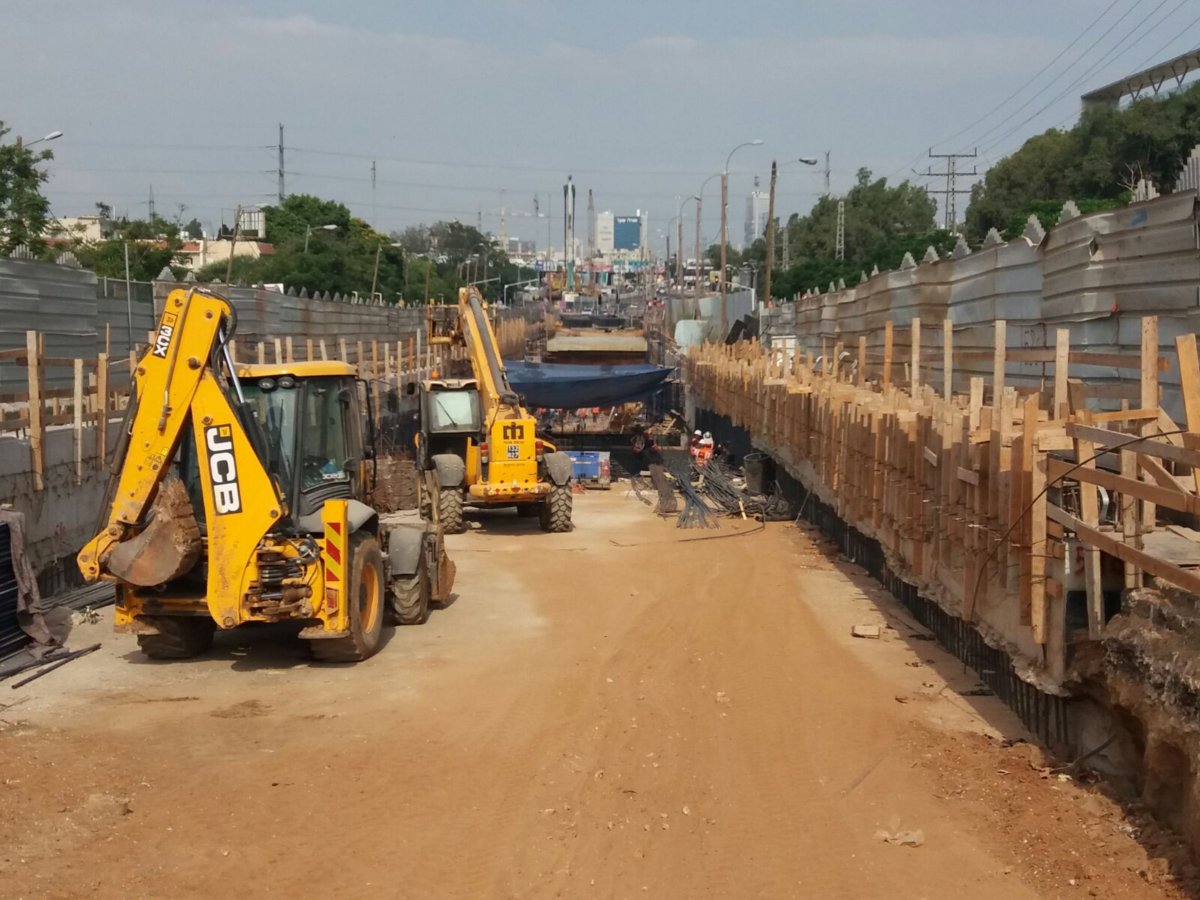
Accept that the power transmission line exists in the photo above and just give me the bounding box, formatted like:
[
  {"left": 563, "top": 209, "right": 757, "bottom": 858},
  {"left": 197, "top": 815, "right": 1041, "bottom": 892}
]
[
  {"left": 968, "top": 0, "right": 1153, "bottom": 149},
  {"left": 885, "top": 0, "right": 1132, "bottom": 182},
  {"left": 981, "top": 0, "right": 1187, "bottom": 156}
]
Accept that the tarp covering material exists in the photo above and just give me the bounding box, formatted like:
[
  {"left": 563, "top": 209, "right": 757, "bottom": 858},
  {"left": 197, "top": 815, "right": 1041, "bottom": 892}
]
[{"left": 505, "top": 361, "right": 672, "bottom": 409}]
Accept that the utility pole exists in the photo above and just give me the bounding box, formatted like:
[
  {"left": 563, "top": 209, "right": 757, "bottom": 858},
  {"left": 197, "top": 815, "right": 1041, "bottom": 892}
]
[
  {"left": 782, "top": 225, "right": 790, "bottom": 269},
  {"left": 277, "top": 124, "right": 285, "bottom": 203},
  {"left": 925, "top": 148, "right": 977, "bottom": 231},
  {"left": 676, "top": 213, "right": 684, "bottom": 289},
  {"left": 694, "top": 197, "right": 702, "bottom": 301},
  {"left": 371, "top": 160, "right": 377, "bottom": 227},
  {"left": 148, "top": 184, "right": 155, "bottom": 221},
  {"left": 720, "top": 171, "right": 729, "bottom": 336},
  {"left": 764, "top": 160, "right": 778, "bottom": 306},
  {"left": 835, "top": 200, "right": 845, "bottom": 261},
  {"left": 823, "top": 150, "right": 831, "bottom": 197}
]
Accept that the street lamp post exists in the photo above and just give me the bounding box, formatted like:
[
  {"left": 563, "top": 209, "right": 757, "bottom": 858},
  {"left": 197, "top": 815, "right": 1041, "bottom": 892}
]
[
  {"left": 763, "top": 156, "right": 818, "bottom": 307},
  {"left": 304, "top": 223, "right": 338, "bottom": 254},
  {"left": 720, "top": 140, "right": 763, "bottom": 339},
  {"left": 15, "top": 129, "right": 63, "bottom": 150},
  {"left": 696, "top": 173, "right": 722, "bottom": 301},
  {"left": 677, "top": 196, "right": 699, "bottom": 292}
]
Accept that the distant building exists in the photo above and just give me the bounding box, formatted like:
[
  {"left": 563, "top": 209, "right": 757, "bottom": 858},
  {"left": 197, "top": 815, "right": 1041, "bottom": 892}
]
[
  {"left": 596, "top": 211, "right": 614, "bottom": 254},
  {"left": 744, "top": 190, "right": 769, "bottom": 248},
  {"left": 176, "top": 239, "right": 275, "bottom": 272},
  {"left": 49, "top": 214, "right": 115, "bottom": 243},
  {"left": 613, "top": 215, "right": 642, "bottom": 252}
]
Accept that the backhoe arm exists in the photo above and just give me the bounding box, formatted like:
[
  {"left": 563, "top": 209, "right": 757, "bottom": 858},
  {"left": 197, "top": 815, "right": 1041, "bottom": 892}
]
[
  {"left": 78, "top": 288, "right": 238, "bottom": 583},
  {"left": 457, "top": 286, "right": 520, "bottom": 419}
]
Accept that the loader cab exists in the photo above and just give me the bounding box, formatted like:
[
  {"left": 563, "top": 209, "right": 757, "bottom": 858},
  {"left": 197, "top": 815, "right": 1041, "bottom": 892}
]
[{"left": 419, "top": 379, "right": 482, "bottom": 461}]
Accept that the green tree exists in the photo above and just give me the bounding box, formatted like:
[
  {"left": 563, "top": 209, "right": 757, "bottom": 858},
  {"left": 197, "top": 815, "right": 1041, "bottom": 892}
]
[
  {"left": 0, "top": 121, "right": 54, "bottom": 255},
  {"left": 63, "top": 212, "right": 186, "bottom": 280},
  {"left": 183, "top": 218, "right": 203, "bottom": 239},
  {"left": 964, "top": 81, "right": 1200, "bottom": 241},
  {"left": 764, "top": 169, "right": 946, "bottom": 300}
]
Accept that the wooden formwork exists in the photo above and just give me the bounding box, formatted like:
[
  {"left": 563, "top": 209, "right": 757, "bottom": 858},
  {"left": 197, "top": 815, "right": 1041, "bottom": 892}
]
[{"left": 684, "top": 317, "right": 1200, "bottom": 683}]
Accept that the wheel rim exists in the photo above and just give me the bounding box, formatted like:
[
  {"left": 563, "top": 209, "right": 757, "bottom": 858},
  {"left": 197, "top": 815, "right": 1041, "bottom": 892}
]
[{"left": 359, "top": 559, "right": 381, "bottom": 633}]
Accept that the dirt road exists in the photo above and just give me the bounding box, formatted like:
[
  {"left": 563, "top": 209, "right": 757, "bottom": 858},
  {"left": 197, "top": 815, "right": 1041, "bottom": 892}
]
[{"left": 0, "top": 492, "right": 1190, "bottom": 898}]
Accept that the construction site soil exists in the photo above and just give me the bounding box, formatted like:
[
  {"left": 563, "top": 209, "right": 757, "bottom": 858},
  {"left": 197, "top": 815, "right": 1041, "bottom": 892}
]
[{"left": 1, "top": 491, "right": 1196, "bottom": 899}]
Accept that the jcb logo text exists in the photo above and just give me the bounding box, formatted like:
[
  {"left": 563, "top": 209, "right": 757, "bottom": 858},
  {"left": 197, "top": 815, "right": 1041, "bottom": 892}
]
[
  {"left": 502, "top": 423, "right": 525, "bottom": 441},
  {"left": 152, "top": 312, "right": 178, "bottom": 359},
  {"left": 205, "top": 425, "right": 242, "bottom": 514}
]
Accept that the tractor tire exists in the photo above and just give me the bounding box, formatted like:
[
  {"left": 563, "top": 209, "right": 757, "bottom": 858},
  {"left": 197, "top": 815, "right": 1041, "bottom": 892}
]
[
  {"left": 438, "top": 487, "right": 465, "bottom": 534},
  {"left": 390, "top": 553, "right": 431, "bottom": 626},
  {"left": 311, "top": 533, "right": 385, "bottom": 663},
  {"left": 539, "top": 485, "right": 573, "bottom": 533},
  {"left": 136, "top": 616, "right": 216, "bottom": 660}
]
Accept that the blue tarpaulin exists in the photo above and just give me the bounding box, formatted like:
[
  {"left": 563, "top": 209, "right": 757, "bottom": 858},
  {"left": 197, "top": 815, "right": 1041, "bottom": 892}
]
[{"left": 505, "top": 361, "right": 672, "bottom": 409}]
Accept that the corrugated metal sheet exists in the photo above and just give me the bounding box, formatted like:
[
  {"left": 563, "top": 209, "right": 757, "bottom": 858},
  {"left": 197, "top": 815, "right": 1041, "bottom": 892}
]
[
  {"left": 0, "top": 258, "right": 99, "bottom": 391},
  {"left": 763, "top": 190, "right": 1200, "bottom": 420}
]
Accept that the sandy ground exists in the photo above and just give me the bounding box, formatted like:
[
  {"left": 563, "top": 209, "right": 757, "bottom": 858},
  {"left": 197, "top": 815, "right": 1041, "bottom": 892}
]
[{"left": 0, "top": 489, "right": 1193, "bottom": 899}]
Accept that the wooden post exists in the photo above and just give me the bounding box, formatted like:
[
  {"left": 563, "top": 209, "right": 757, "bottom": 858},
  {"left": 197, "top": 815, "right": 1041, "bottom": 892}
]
[
  {"left": 273, "top": 338, "right": 283, "bottom": 364},
  {"left": 306, "top": 338, "right": 314, "bottom": 361},
  {"left": 910, "top": 317, "right": 921, "bottom": 396},
  {"left": 1141, "top": 317, "right": 1159, "bottom": 534},
  {"left": 26, "top": 331, "right": 44, "bottom": 491},
  {"left": 256, "top": 342, "right": 265, "bottom": 365},
  {"left": 339, "top": 338, "right": 348, "bottom": 365},
  {"left": 942, "top": 318, "right": 952, "bottom": 402},
  {"left": 1054, "top": 328, "right": 1069, "bottom": 419},
  {"left": 1069, "top": 385, "right": 1105, "bottom": 639},
  {"left": 992, "top": 320, "right": 1007, "bottom": 407},
  {"left": 95, "top": 352, "right": 108, "bottom": 469},
  {"left": 857, "top": 336, "right": 867, "bottom": 388},
  {"left": 320, "top": 339, "right": 329, "bottom": 361},
  {"left": 285, "top": 336, "right": 295, "bottom": 363},
  {"left": 882, "top": 320, "right": 894, "bottom": 392},
  {"left": 73, "top": 358, "right": 84, "bottom": 484}
]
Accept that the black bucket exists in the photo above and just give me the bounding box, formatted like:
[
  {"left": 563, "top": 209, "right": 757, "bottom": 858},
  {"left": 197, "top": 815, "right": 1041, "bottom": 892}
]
[{"left": 743, "top": 452, "right": 775, "bottom": 495}]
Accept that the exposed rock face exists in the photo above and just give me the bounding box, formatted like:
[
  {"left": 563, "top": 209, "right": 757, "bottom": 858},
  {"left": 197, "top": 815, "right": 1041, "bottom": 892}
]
[{"left": 1102, "top": 582, "right": 1200, "bottom": 846}]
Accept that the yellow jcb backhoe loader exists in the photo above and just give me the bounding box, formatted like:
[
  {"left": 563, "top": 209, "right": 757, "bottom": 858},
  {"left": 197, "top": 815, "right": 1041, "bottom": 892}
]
[
  {"left": 414, "top": 287, "right": 574, "bottom": 533},
  {"left": 78, "top": 288, "right": 454, "bottom": 661}
]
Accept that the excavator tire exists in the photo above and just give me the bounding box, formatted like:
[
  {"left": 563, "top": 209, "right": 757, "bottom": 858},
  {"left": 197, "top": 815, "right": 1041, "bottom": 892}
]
[
  {"left": 136, "top": 616, "right": 216, "bottom": 660},
  {"left": 312, "top": 533, "right": 385, "bottom": 663},
  {"left": 438, "top": 488, "right": 465, "bottom": 534},
  {"left": 539, "top": 485, "right": 573, "bottom": 533},
  {"left": 390, "top": 554, "right": 431, "bottom": 626}
]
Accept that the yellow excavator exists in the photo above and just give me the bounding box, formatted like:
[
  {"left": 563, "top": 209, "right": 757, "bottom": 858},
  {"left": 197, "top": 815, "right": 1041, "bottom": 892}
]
[
  {"left": 415, "top": 287, "right": 574, "bottom": 533},
  {"left": 78, "top": 287, "right": 454, "bottom": 661}
]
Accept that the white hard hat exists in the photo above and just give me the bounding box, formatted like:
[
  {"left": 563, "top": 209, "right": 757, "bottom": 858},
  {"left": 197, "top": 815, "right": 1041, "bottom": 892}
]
[
  {"left": 703, "top": 431, "right": 712, "bottom": 440},
  {"left": 693, "top": 430, "right": 702, "bottom": 436}
]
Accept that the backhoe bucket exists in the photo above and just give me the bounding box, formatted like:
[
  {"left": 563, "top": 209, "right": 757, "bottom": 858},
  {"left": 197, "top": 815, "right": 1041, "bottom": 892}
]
[{"left": 106, "top": 477, "right": 202, "bottom": 587}]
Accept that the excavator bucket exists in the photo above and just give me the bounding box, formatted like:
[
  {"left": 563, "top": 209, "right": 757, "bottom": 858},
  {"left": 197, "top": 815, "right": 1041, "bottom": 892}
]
[{"left": 106, "top": 477, "right": 202, "bottom": 587}]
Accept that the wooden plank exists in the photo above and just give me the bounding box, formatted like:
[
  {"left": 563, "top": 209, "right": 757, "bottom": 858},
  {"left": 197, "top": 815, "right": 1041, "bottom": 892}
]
[
  {"left": 256, "top": 342, "right": 265, "bottom": 365},
  {"left": 1030, "top": 451, "right": 1047, "bottom": 644},
  {"left": 1141, "top": 316, "right": 1159, "bottom": 411},
  {"left": 1047, "top": 458, "right": 1200, "bottom": 516},
  {"left": 942, "top": 318, "right": 953, "bottom": 402},
  {"left": 1018, "top": 394, "right": 1038, "bottom": 624},
  {"left": 1176, "top": 333, "right": 1200, "bottom": 430},
  {"left": 956, "top": 466, "right": 979, "bottom": 485},
  {"left": 992, "top": 320, "right": 1006, "bottom": 407},
  {"left": 1054, "top": 328, "right": 1069, "bottom": 419},
  {"left": 26, "top": 331, "right": 44, "bottom": 491},
  {"left": 285, "top": 336, "right": 295, "bottom": 363},
  {"left": 73, "top": 358, "right": 84, "bottom": 484},
  {"left": 882, "top": 320, "right": 893, "bottom": 392},
  {"left": 95, "top": 352, "right": 108, "bottom": 469},
  {"left": 911, "top": 317, "right": 921, "bottom": 396},
  {"left": 1048, "top": 504, "right": 1200, "bottom": 597},
  {"left": 857, "top": 336, "right": 866, "bottom": 388},
  {"left": 306, "top": 338, "right": 314, "bottom": 362},
  {"left": 320, "top": 339, "right": 329, "bottom": 361},
  {"left": 1066, "top": 422, "right": 1200, "bottom": 469}
]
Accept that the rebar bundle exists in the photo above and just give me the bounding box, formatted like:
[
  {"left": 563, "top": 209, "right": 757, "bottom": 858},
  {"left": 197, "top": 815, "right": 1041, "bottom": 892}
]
[
  {"left": 667, "top": 459, "right": 718, "bottom": 529},
  {"left": 694, "top": 459, "right": 793, "bottom": 522}
]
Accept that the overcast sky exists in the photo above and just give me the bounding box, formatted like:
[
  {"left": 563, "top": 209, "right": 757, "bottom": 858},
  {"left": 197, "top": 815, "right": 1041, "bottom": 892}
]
[{"left": 5, "top": 0, "right": 1198, "bottom": 250}]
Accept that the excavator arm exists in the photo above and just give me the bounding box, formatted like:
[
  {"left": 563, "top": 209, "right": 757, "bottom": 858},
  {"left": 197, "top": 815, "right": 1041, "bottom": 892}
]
[
  {"left": 78, "top": 289, "right": 283, "bottom": 605},
  {"left": 456, "top": 286, "right": 520, "bottom": 419}
]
